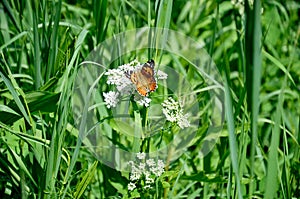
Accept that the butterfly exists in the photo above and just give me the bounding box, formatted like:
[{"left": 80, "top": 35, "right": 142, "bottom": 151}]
[{"left": 126, "top": 60, "right": 157, "bottom": 97}]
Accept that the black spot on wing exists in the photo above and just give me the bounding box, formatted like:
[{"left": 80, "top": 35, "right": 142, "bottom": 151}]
[{"left": 147, "top": 59, "right": 155, "bottom": 68}]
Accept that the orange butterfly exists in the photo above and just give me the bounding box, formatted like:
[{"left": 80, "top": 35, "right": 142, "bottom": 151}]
[{"left": 126, "top": 60, "right": 157, "bottom": 97}]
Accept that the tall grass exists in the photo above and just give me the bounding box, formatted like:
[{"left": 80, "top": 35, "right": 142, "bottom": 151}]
[
  {"left": 245, "top": 0, "right": 262, "bottom": 196},
  {"left": 0, "top": 0, "right": 299, "bottom": 198}
]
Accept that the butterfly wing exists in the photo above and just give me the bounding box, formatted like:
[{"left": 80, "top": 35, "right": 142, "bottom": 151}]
[
  {"left": 128, "top": 71, "right": 149, "bottom": 96},
  {"left": 127, "top": 60, "right": 157, "bottom": 97},
  {"left": 141, "top": 61, "right": 157, "bottom": 93},
  {"left": 129, "top": 72, "right": 138, "bottom": 84},
  {"left": 136, "top": 86, "right": 149, "bottom": 96}
]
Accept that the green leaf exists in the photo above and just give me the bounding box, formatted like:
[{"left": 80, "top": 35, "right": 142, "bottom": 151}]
[
  {"left": 109, "top": 180, "right": 127, "bottom": 195},
  {"left": 263, "top": 50, "right": 295, "bottom": 86},
  {"left": 0, "top": 71, "right": 31, "bottom": 125},
  {"left": 7, "top": 145, "right": 37, "bottom": 187},
  {"left": 162, "top": 181, "right": 170, "bottom": 188},
  {"left": 74, "top": 161, "right": 98, "bottom": 199},
  {"left": 109, "top": 119, "right": 135, "bottom": 136},
  {"left": 0, "top": 91, "right": 60, "bottom": 124},
  {"left": 0, "top": 105, "right": 20, "bottom": 116}
]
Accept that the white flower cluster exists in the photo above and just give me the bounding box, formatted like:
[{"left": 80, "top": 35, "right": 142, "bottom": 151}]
[
  {"left": 157, "top": 69, "right": 168, "bottom": 80},
  {"left": 102, "top": 60, "right": 136, "bottom": 108},
  {"left": 102, "top": 60, "right": 167, "bottom": 108},
  {"left": 135, "top": 96, "right": 152, "bottom": 107},
  {"left": 103, "top": 91, "right": 119, "bottom": 108},
  {"left": 127, "top": 152, "right": 165, "bottom": 191},
  {"left": 162, "top": 97, "right": 190, "bottom": 129}
]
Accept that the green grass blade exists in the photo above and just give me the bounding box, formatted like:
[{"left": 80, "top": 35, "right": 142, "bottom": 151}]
[
  {"left": 263, "top": 70, "right": 283, "bottom": 199},
  {"left": 32, "top": 9, "right": 42, "bottom": 89},
  {"left": 1, "top": 0, "right": 21, "bottom": 32},
  {"left": 60, "top": 28, "right": 97, "bottom": 196},
  {"left": 155, "top": 0, "right": 172, "bottom": 29},
  {"left": 262, "top": 50, "right": 295, "bottom": 86},
  {"left": 0, "top": 31, "right": 27, "bottom": 52},
  {"left": 155, "top": 0, "right": 173, "bottom": 59},
  {"left": 93, "top": 0, "right": 107, "bottom": 43},
  {"left": 0, "top": 104, "right": 20, "bottom": 116},
  {"left": 224, "top": 78, "right": 242, "bottom": 199},
  {"left": 245, "top": 0, "right": 262, "bottom": 195},
  {"left": 0, "top": 71, "right": 31, "bottom": 125},
  {"left": 0, "top": 121, "right": 49, "bottom": 146},
  {"left": 74, "top": 161, "right": 98, "bottom": 199},
  {"left": 6, "top": 145, "right": 37, "bottom": 187},
  {"left": 133, "top": 111, "right": 142, "bottom": 152},
  {"left": 46, "top": 0, "right": 62, "bottom": 81},
  {"left": 0, "top": 91, "right": 60, "bottom": 124}
]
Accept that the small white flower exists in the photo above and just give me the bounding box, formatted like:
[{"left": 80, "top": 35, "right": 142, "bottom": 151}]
[
  {"left": 130, "top": 167, "right": 142, "bottom": 181},
  {"left": 150, "top": 167, "right": 159, "bottom": 177},
  {"left": 150, "top": 163, "right": 164, "bottom": 177},
  {"left": 128, "top": 161, "right": 134, "bottom": 166},
  {"left": 138, "top": 163, "right": 146, "bottom": 171},
  {"left": 103, "top": 91, "right": 119, "bottom": 108},
  {"left": 144, "top": 171, "right": 151, "bottom": 178},
  {"left": 120, "top": 59, "right": 140, "bottom": 70},
  {"left": 157, "top": 70, "right": 168, "bottom": 80},
  {"left": 105, "top": 69, "right": 124, "bottom": 85},
  {"left": 104, "top": 67, "right": 133, "bottom": 95},
  {"left": 136, "top": 97, "right": 151, "bottom": 107},
  {"left": 128, "top": 182, "right": 136, "bottom": 191},
  {"left": 136, "top": 152, "right": 146, "bottom": 160},
  {"left": 147, "top": 159, "right": 165, "bottom": 177},
  {"left": 144, "top": 185, "right": 152, "bottom": 189},
  {"left": 161, "top": 97, "right": 190, "bottom": 128},
  {"left": 104, "top": 60, "right": 141, "bottom": 98},
  {"left": 116, "top": 76, "right": 133, "bottom": 94},
  {"left": 145, "top": 172, "right": 154, "bottom": 184},
  {"left": 146, "top": 159, "right": 156, "bottom": 167},
  {"left": 157, "top": 159, "right": 165, "bottom": 168},
  {"left": 127, "top": 156, "right": 165, "bottom": 190}
]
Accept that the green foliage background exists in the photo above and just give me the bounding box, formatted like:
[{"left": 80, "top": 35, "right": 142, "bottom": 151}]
[{"left": 0, "top": 0, "right": 299, "bottom": 198}]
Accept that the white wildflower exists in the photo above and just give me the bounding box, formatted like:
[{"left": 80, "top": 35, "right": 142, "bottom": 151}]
[
  {"left": 128, "top": 161, "right": 134, "bottom": 166},
  {"left": 127, "top": 154, "right": 165, "bottom": 191},
  {"left": 105, "top": 69, "right": 124, "bottom": 85},
  {"left": 116, "top": 76, "right": 133, "bottom": 94},
  {"left": 138, "top": 163, "right": 146, "bottom": 171},
  {"left": 148, "top": 159, "right": 165, "bottom": 177},
  {"left": 157, "top": 70, "right": 168, "bottom": 80},
  {"left": 150, "top": 166, "right": 164, "bottom": 177},
  {"left": 144, "top": 185, "right": 152, "bottom": 189},
  {"left": 146, "top": 159, "right": 156, "bottom": 167},
  {"left": 136, "top": 97, "right": 151, "bottom": 107},
  {"left": 157, "top": 159, "right": 165, "bottom": 169},
  {"left": 144, "top": 171, "right": 151, "bottom": 179},
  {"left": 162, "top": 97, "right": 190, "bottom": 128},
  {"left": 104, "top": 65, "right": 133, "bottom": 95},
  {"left": 130, "top": 166, "right": 142, "bottom": 181},
  {"left": 128, "top": 182, "right": 136, "bottom": 191},
  {"left": 103, "top": 91, "right": 119, "bottom": 108},
  {"left": 136, "top": 152, "right": 146, "bottom": 160},
  {"left": 145, "top": 172, "right": 154, "bottom": 184}
]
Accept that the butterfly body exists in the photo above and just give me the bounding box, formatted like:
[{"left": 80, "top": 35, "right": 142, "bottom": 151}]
[{"left": 126, "top": 60, "right": 157, "bottom": 96}]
